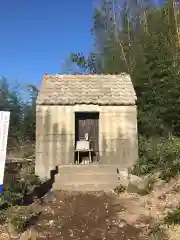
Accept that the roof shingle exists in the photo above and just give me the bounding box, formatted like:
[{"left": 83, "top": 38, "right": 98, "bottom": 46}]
[{"left": 36, "top": 74, "right": 137, "bottom": 105}]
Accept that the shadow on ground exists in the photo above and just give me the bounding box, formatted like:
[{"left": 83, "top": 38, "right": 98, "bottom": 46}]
[
  {"left": 1, "top": 166, "right": 58, "bottom": 210},
  {"left": 23, "top": 166, "right": 58, "bottom": 205}
]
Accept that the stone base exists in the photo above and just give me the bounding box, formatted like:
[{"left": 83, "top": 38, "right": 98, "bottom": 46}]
[{"left": 53, "top": 164, "right": 127, "bottom": 192}]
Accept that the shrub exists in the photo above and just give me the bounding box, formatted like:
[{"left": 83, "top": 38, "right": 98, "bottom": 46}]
[
  {"left": 5, "top": 205, "right": 40, "bottom": 234},
  {"left": 131, "top": 136, "right": 180, "bottom": 181},
  {"left": 114, "top": 184, "right": 126, "bottom": 195},
  {"left": 1, "top": 173, "right": 41, "bottom": 207},
  {"left": 147, "top": 222, "right": 168, "bottom": 240},
  {"left": 164, "top": 208, "right": 180, "bottom": 225}
]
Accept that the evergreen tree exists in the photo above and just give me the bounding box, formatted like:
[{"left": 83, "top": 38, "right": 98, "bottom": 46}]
[{"left": 71, "top": 0, "right": 180, "bottom": 137}]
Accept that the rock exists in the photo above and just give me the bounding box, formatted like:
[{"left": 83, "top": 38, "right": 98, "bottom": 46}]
[
  {"left": 129, "top": 174, "right": 144, "bottom": 185},
  {"left": 48, "top": 220, "right": 54, "bottom": 226},
  {"left": 137, "top": 179, "right": 149, "bottom": 190},
  {"left": 118, "top": 171, "right": 144, "bottom": 187},
  {"left": 19, "top": 228, "right": 37, "bottom": 240},
  {"left": 0, "top": 233, "right": 10, "bottom": 240},
  {"left": 118, "top": 170, "right": 129, "bottom": 178},
  {"left": 117, "top": 172, "right": 150, "bottom": 195}
]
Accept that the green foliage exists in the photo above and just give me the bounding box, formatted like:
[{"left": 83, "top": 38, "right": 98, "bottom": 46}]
[
  {"left": 19, "top": 174, "right": 41, "bottom": 197},
  {"left": 70, "top": 0, "right": 180, "bottom": 138},
  {"left": 8, "top": 206, "right": 28, "bottom": 233},
  {"left": 114, "top": 184, "right": 126, "bottom": 195},
  {"left": 68, "top": 1, "right": 180, "bottom": 182},
  {"left": 1, "top": 173, "right": 41, "bottom": 206},
  {"left": 0, "top": 172, "right": 42, "bottom": 236},
  {"left": 132, "top": 136, "right": 180, "bottom": 181},
  {"left": 138, "top": 178, "right": 156, "bottom": 196},
  {"left": 164, "top": 208, "right": 180, "bottom": 225},
  {"left": 3, "top": 205, "right": 40, "bottom": 234},
  {"left": 0, "top": 77, "right": 38, "bottom": 154}
]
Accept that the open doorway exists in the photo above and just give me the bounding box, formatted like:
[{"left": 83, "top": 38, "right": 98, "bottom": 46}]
[{"left": 74, "top": 112, "right": 99, "bottom": 164}]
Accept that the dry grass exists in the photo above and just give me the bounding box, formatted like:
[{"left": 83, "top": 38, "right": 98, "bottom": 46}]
[{"left": 115, "top": 175, "right": 180, "bottom": 239}]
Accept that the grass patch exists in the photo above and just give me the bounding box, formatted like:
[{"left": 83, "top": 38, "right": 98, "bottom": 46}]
[{"left": 164, "top": 208, "right": 180, "bottom": 225}]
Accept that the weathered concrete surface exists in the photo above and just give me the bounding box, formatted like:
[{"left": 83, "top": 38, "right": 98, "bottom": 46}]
[
  {"left": 53, "top": 164, "right": 124, "bottom": 191},
  {"left": 36, "top": 105, "right": 138, "bottom": 180}
]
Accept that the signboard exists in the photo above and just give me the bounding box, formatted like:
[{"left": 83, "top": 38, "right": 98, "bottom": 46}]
[{"left": 0, "top": 111, "right": 10, "bottom": 194}]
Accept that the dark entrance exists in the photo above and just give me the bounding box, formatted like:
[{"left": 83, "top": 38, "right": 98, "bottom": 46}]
[{"left": 75, "top": 112, "right": 99, "bottom": 163}]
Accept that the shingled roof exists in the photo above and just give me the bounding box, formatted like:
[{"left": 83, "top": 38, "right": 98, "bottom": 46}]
[{"left": 36, "top": 74, "right": 137, "bottom": 105}]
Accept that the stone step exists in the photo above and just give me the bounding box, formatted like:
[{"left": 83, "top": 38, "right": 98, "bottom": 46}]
[
  {"left": 53, "top": 182, "right": 117, "bottom": 192},
  {"left": 58, "top": 164, "right": 122, "bottom": 174},
  {"left": 53, "top": 164, "right": 126, "bottom": 191},
  {"left": 55, "top": 173, "right": 118, "bottom": 183}
]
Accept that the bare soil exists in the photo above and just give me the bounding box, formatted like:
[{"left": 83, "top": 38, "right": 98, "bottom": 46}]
[
  {"left": 2, "top": 176, "right": 180, "bottom": 239},
  {"left": 33, "top": 176, "right": 180, "bottom": 240},
  {"left": 35, "top": 191, "right": 141, "bottom": 240}
]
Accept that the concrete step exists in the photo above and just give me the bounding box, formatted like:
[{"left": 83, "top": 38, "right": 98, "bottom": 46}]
[
  {"left": 53, "top": 182, "right": 117, "bottom": 192},
  {"left": 53, "top": 164, "right": 124, "bottom": 191},
  {"left": 58, "top": 164, "right": 123, "bottom": 174},
  {"left": 55, "top": 173, "right": 118, "bottom": 183}
]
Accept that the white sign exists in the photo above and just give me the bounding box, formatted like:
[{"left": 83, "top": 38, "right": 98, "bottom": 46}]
[
  {"left": 0, "top": 111, "right": 10, "bottom": 193},
  {"left": 76, "top": 140, "right": 90, "bottom": 150}
]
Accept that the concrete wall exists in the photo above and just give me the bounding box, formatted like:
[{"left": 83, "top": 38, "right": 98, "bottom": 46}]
[
  {"left": 35, "top": 105, "right": 74, "bottom": 179},
  {"left": 35, "top": 104, "right": 138, "bottom": 179},
  {"left": 99, "top": 106, "right": 138, "bottom": 168}
]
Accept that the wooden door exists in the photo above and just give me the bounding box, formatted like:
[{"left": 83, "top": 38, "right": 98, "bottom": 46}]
[{"left": 75, "top": 112, "right": 99, "bottom": 161}]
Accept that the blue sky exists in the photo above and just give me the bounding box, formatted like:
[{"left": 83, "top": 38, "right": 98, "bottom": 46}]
[
  {"left": 0, "top": 0, "right": 167, "bottom": 89},
  {"left": 0, "top": 0, "right": 93, "bottom": 87}
]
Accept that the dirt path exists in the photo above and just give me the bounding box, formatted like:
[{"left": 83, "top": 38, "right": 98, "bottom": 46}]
[{"left": 35, "top": 191, "right": 141, "bottom": 240}]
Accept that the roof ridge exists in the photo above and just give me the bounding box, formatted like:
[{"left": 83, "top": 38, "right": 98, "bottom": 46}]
[{"left": 43, "top": 73, "right": 129, "bottom": 78}]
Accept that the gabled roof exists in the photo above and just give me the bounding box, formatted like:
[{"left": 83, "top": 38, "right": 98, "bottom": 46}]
[{"left": 36, "top": 74, "right": 137, "bottom": 105}]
